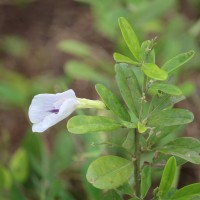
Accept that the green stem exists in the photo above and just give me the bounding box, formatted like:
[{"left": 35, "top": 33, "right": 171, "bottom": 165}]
[
  {"left": 134, "top": 129, "right": 141, "bottom": 198},
  {"left": 77, "top": 98, "right": 105, "bottom": 109}
]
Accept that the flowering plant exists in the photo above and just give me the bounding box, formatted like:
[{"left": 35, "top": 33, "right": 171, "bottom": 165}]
[
  {"left": 29, "top": 90, "right": 105, "bottom": 132},
  {"left": 28, "top": 17, "right": 200, "bottom": 199}
]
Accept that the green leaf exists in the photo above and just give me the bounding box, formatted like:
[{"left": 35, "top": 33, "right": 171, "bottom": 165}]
[
  {"left": 148, "top": 108, "right": 194, "bottom": 127},
  {"left": 64, "top": 60, "right": 108, "bottom": 84},
  {"left": 52, "top": 133, "right": 75, "bottom": 172},
  {"left": 103, "top": 190, "right": 121, "bottom": 200},
  {"left": 154, "top": 154, "right": 186, "bottom": 169},
  {"left": 148, "top": 95, "right": 185, "bottom": 116},
  {"left": 22, "top": 133, "right": 42, "bottom": 158},
  {"left": 10, "top": 185, "right": 26, "bottom": 200},
  {"left": 67, "top": 115, "right": 121, "bottom": 134},
  {"left": 141, "top": 63, "right": 168, "bottom": 81},
  {"left": 179, "top": 81, "right": 196, "bottom": 97},
  {"left": 170, "top": 183, "right": 200, "bottom": 200},
  {"left": 148, "top": 126, "right": 180, "bottom": 147},
  {"left": 140, "top": 135, "right": 148, "bottom": 149},
  {"left": 0, "top": 36, "right": 28, "bottom": 57},
  {"left": 118, "top": 17, "right": 142, "bottom": 61},
  {"left": 157, "top": 137, "right": 200, "bottom": 164},
  {"left": 122, "top": 131, "right": 135, "bottom": 151},
  {"left": 0, "top": 166, "right": 4, "bottom": 189},
  {"left": 132, "top": 67, "right": 144, "bottom": 89},
  {"left": 138, "top": 122, "right": 147, "bottom": 134},
  {"left": 58, "top": 40, "right": 91, "bottom": 57},
  {"left": 149, "top": 83, "right": 182, "bottom": 96},
  {"left": 141, "top": 165, "right": 152, "bottom": 198},
  {"left": 121, "top": 121, "right": 137, "bottom": 128},
  {"left": 117, "top": 182, "right": 134, "bottom": 196},
  {"left": 115, "top": 63, "right": 141, "bottom": 117},
  {"left": 86, "top": 155, "right": 133, "bottom": 190},
  {"left": 162, "top": 50, "right": 195, "bottom": 74},
  {"left": 141, "top": 40, "right": 155, "bottom": 63},
  {"left": 95, "top": 84, "right": 130, "bottom": 121},
  {"left": 159, "top": 157, "right": 176, "bottom": 198},
  {"left": 0, "top": 165, "right": 12, "bottom": 189},
  {"left": 113, "top": 52, "right": 139, "bottom": 65},
  {"left": 81, "top": 159, "right": 102, "bottom": 200},
  {"left": 9, "top": 148, "right": 29, "bottom": 183}
]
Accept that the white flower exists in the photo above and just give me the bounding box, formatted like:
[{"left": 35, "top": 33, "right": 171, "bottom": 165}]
[{"left": 28, "top": 89, "right": 79, "bottom": 133}]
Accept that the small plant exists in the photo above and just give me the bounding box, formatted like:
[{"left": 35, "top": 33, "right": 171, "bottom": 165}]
[{"left": 29, "top": 17, "right": 200, "bottom": 199}]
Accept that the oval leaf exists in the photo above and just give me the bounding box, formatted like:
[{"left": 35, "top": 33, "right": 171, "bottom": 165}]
[
  {"left": 0, "top": 166, "right": 4, "bottom": 189},
  {"left": 170, "top": 183, "right": 200, "bottom": 200},
  {"left": 0, "top": 165, "right": 12, "bottom": 189},
  {"left": 115, "top": 63, "right": 141, "bottom": 118},
  {"left": 162, "top": 50, "right": 195, "bottom": 74},
  {"left": 67, "top": 115, "right": 121, "bottom": 134},
  {"left": 9, "top": 148, "right": 28, "bottom": 183},
  {"left": 58, "top": 40, "right": 91, "bottom": 57},
  {"left": 118, "top": 17, "right": 142, "bottom": 61},
  {"left": 141, "top": 165, "right": 152, "bottom": 198},
  {"left": 149, "top": 83, "right": 182, "bottom": 96},
  {"left": 157, "top": 137, "right": 200, "bottom": 164},
  {"left": 86, "top": 155, "right": 133, "bottom": 190},
  {"left": 95, "top": 84, "right": 130, "bottom": 121},
  {"left": 141, "top": 63, "right": 168, "bottom": 81},
  {"left": 113, "top": 52, "right": 139, "bottom": 65},
  {"left": 159, "top": 157, "right": 176, "bottom": 198},
  {"left": 148, "top": 95, "right": 185, "bottom": 116},
  {"left": 148, "top": 108, "right": 194, "bottom": 127},
  {"left": 65, "top": 60, "right": 108, "bottom": 84}
]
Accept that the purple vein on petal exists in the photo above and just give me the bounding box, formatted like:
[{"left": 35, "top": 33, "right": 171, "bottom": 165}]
[{"left": 48, "top": 108, "right": 59, "bottom": 114}]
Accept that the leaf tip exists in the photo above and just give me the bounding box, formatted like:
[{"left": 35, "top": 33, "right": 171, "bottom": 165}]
[
  {"left": 95, "top": 83, "right": 101, "bottom": 91},
  {"left": 118, "top": 17, "right": 125, "bottom": 24},
  {"left": 113, "top": 52, "right": 117, "bottom": 61},
  {"left": 189, "top": 50, "right": 195, "bottom": 55}
]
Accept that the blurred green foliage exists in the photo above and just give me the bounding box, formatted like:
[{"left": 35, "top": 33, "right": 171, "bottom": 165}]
[
  {"left": 0, "top": 36, "right": 28, "bottom": 57},
  {"left": 0, "top": 0, "right": 199, "bottom": 199}
]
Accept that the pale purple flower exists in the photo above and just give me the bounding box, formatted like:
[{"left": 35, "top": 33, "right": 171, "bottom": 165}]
[{"left": 28, "top": 89, "right": 79, "bottom": 133}]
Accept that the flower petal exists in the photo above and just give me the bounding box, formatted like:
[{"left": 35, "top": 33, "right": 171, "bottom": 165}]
[
  {"left": 28, "top": 89, "right": 76, "bottom": 124},
  {"left": 41, "top": 98, "right": 79, "bottom": 132},
  {"left": 28, "top": 94, "right": 57, "bottom": 123},
  {"left": 53, "top": 89, "right": 76, "bottom": 108},
  {"left": 32, "top": 122, "right": 46, "bottom": 133},
  {"left": 29, "top": 89, "right": 79, "bottom": 133}
]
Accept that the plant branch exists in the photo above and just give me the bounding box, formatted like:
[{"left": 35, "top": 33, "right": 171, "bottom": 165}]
[{"left": 134, "top": 128, "right": 141, "bottom": 198}]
